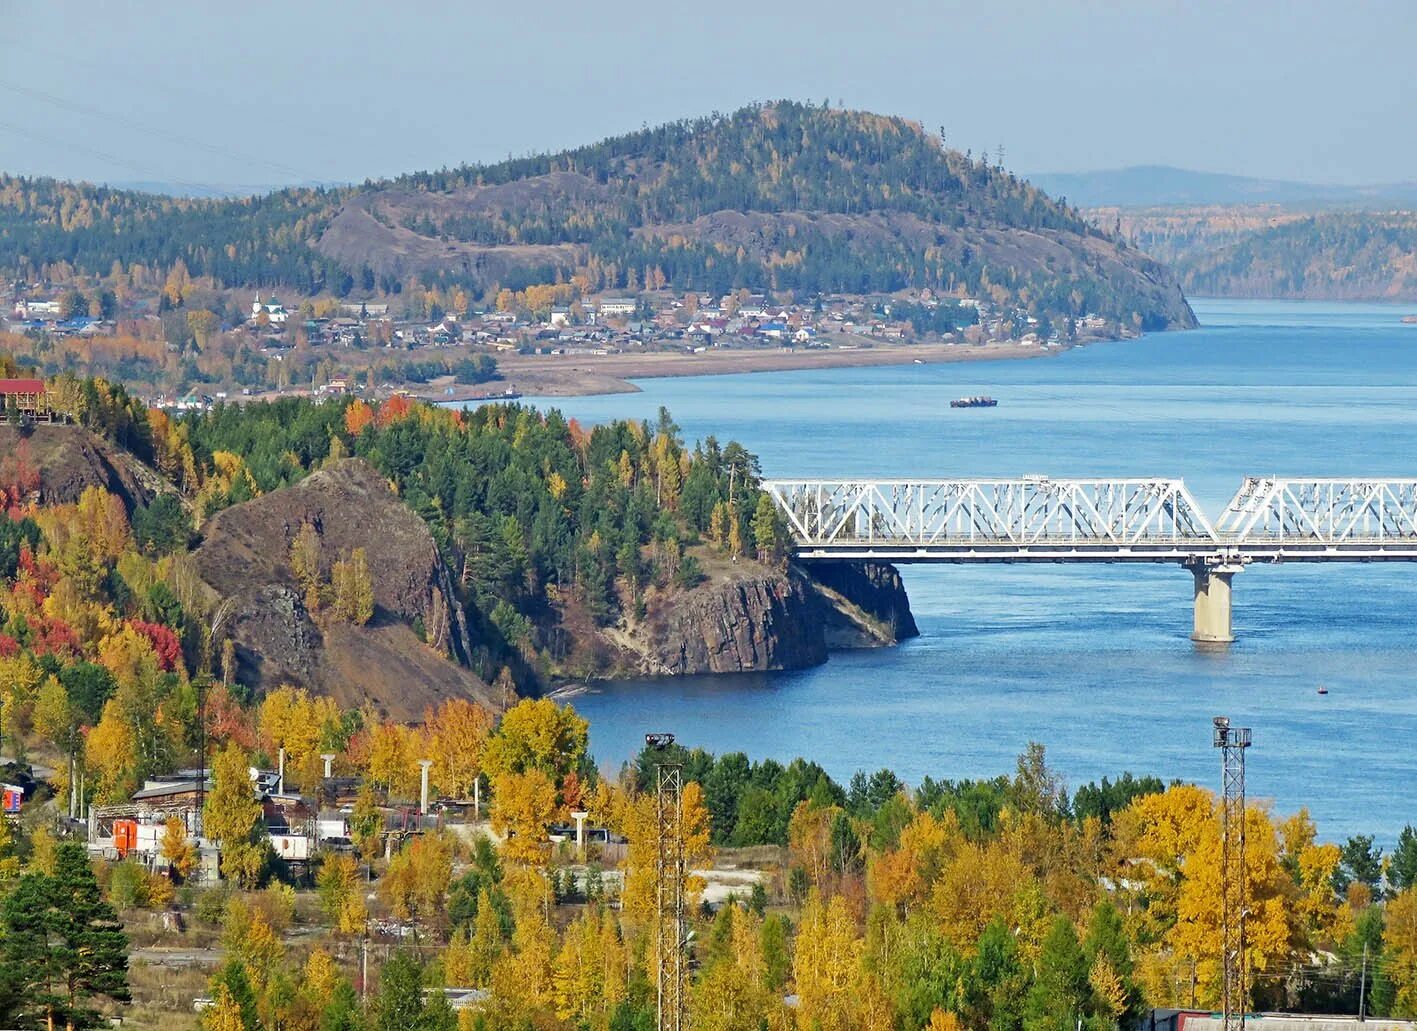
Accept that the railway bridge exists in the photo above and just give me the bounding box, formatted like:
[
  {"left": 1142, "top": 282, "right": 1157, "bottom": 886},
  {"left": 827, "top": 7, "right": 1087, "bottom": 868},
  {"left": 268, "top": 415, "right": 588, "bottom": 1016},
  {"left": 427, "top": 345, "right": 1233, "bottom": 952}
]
[{"left": 764, "top": 477, "right": 1417, "bottom": 643}]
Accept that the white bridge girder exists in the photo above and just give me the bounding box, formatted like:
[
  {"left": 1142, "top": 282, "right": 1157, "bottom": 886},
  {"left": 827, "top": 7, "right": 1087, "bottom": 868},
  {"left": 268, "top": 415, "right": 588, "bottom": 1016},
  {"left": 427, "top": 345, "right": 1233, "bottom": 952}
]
[{"left": 765, "top": 477, "right": 1417, "bottom": 563}]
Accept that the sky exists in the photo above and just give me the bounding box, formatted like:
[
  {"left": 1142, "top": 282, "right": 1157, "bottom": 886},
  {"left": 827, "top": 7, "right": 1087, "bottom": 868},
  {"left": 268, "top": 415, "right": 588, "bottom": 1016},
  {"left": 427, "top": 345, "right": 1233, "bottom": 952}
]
[{"left": 3, "top": 0, "right": 1415, "bottom": 190}]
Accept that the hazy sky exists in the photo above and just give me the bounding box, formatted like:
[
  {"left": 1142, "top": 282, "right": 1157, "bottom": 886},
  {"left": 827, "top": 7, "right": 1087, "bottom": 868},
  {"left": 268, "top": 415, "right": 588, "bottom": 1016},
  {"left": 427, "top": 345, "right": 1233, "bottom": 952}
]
[{"left": 3, "top": 0, "right": 1415, "bottom": 189}]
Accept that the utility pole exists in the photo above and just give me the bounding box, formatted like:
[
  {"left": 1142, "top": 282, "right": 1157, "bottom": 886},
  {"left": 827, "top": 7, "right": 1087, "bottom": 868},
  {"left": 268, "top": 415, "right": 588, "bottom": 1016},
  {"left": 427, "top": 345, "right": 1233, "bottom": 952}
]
[
  {"left": 360, "top": 934, "right": 369, "bottom": 1008},
  {"left": 646, "top": 732, "right": 685, "bottom": 1031},
  {"left": 1359, "top": 941, "right": 1368, "bottom": 1021},
  {"left": 1213, "top": 716, "right": 1252, "bottom": 1031}
]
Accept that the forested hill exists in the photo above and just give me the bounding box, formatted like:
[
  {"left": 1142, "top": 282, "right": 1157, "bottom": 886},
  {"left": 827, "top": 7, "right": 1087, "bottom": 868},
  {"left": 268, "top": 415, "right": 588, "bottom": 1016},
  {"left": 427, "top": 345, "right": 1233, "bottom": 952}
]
[
  {"left": 0, "top": 102, "right": 1195, "bottom": 330},
  {"left": 1175, "top": 212, "right": 1417, "bottom": 301}
]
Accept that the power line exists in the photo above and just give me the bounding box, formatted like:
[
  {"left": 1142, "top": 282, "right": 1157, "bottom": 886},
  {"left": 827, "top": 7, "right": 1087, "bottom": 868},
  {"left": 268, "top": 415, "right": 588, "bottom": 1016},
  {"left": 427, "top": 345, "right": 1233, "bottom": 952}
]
[
  {"left": 0, "top": 118, "right": 225, "bottom": 196},
  {"left": 0, "top": 77, "right": 320, "bottom": 184}
]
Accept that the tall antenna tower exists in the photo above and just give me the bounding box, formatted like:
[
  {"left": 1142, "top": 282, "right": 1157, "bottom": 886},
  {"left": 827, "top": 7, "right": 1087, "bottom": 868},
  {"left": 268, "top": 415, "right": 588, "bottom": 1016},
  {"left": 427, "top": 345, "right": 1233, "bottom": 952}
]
[
  {"left": 646, "top": 733, "right": 685, "bottom": 1031},
  {"left": 1213, "top": 716, "right": 1252, "bottom": 1031}
]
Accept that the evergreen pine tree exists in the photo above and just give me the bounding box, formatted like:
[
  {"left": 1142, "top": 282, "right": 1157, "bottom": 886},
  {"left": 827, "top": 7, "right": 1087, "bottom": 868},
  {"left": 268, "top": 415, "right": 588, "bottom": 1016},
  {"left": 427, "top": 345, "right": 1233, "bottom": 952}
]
[
  {"left": 1391, "top": 825, "right": 1417, "bottom": 893},
  {"left": 0, "top": 844, "right": 130, "bottom": 1030},
  {"left": 51, "top": 843, "right": 131, "bottom": 1024},
  {"left": 1022, "top": 916, "right": 1089, "bottom": 1031},
  {"left": 374, "top": 950, "right": 425, "bottom": 1031},
  {"left": 0, "top": 873, "right": 64, "bottom": 1029}
]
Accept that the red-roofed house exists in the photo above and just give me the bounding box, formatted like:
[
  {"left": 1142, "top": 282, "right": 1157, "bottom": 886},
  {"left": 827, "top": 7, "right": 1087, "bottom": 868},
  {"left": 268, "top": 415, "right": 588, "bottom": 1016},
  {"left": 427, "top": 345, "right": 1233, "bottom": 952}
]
[{"left": 0, "top": 379, "right": 49, "bottom": 423}]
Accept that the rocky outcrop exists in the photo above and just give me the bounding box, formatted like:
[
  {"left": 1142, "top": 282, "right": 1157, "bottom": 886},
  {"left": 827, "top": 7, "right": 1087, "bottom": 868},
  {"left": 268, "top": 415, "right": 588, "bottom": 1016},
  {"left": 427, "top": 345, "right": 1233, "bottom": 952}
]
[
  {"left": 629, "top": 558, "right": 917, "bottom": 676},
  {"left": 642, "top": 573, "right": 829, "bottom": 675},
  {"left": 0, "top": 425, "right": 160, "bottom": 510},
  {"left": 802, "top": 561, "right": 920, "bottom": 647},
  {"left": 193, "top": 459, "right": 493, "bottom": 717}
]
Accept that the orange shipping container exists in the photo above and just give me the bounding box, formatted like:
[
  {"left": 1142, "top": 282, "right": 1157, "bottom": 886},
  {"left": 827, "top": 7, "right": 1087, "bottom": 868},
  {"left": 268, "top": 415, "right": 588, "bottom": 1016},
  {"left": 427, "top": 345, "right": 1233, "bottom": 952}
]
[{"left": 113, "top": 819, "right": 137, "bottom": 857}]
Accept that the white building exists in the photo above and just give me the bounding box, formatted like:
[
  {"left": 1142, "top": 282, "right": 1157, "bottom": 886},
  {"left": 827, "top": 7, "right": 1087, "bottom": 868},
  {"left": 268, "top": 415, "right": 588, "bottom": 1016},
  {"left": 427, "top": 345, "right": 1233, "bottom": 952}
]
[
  {"left": 251, "top": 294, "right": 289, "bottom": 324},
  {"left": 597, "top": 297, "right": 638, "bottom": 316}
]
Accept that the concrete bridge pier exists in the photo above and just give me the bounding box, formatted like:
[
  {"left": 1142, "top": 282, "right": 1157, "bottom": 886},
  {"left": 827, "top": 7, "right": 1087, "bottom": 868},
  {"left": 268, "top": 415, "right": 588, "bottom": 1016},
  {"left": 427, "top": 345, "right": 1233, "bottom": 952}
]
[{"left": 1187, "top": 561, "right": 1244, "bottom": 644}]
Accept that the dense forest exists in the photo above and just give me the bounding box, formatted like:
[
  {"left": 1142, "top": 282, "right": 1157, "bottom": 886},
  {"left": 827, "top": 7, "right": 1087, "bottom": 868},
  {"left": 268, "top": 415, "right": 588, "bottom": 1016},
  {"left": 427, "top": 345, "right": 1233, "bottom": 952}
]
[
  {"left": 1177, "top": 211, "right": 1417, "bottom": 300},
  {"left": 1, "top": 103, "right": 1195, "bottom": 329},
  {"left": 165, "top": 395, "right": 784, "bottom": 685}
]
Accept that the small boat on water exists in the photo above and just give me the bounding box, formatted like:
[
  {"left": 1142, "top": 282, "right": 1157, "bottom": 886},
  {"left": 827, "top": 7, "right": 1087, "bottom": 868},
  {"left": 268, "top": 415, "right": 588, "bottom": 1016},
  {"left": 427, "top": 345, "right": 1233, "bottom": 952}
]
[
  {"left": 951, "top": 396, "right": 998, "bottom": 408},
  {"left": 1317, "top": 684, "right": 1329, "bottom": 695},
  {"left": 1402, "top": 315, "right": 1417, "bottom": 324}
]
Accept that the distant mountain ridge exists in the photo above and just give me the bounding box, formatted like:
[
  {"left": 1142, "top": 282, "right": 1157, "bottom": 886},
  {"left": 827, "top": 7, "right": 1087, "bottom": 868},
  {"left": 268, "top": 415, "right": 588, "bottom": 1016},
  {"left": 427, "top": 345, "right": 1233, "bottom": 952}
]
[
  {"left": 1025, "top": 165, "right": 1417, "bottom": 210},
  {"left": 0, "top": 102, "right": 1195, "bottom": 331}
]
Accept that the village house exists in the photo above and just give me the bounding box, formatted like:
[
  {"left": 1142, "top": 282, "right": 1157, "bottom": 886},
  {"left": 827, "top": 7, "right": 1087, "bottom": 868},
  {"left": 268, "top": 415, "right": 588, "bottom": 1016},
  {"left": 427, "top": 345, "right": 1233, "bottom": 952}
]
[
  {"left": 597, "top": 297, "right": 637, "bottom": 317},
  {"left": 250, "top": 293, "right": 290, "bottom": 324},
  {"left": 0, "top": 378, "right": 54, "bottom": 423}
]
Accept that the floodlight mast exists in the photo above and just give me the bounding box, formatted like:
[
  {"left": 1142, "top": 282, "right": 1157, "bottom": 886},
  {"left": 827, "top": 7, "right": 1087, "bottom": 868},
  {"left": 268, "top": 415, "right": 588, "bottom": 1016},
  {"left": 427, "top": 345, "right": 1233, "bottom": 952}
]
[
  {"left": 1213, "top": 716, "right": 1252, "bottom": 1031},
  {"left": 647, "top": 732, "right": 684, "bottom": 1031}
]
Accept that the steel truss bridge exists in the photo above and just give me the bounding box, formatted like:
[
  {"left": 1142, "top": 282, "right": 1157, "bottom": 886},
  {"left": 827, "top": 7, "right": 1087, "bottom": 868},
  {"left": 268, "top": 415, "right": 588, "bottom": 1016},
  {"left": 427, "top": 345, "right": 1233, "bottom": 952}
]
[{"left": 764, "top": 477, "right": 1417, "bottom": 642}]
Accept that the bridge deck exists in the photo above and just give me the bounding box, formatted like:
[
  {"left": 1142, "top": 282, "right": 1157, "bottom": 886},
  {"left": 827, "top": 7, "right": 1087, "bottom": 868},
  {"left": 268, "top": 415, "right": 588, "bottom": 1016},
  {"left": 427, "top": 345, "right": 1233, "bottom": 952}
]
[{"left": 766, "top": 477, "right": 1417, "bottom": 564}]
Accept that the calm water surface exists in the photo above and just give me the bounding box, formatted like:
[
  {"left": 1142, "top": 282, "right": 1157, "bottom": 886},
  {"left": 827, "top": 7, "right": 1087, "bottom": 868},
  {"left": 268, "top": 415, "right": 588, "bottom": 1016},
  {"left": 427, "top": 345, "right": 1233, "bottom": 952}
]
[{"left": 507, "top": 300, "right": 1417, "bottom": 841}]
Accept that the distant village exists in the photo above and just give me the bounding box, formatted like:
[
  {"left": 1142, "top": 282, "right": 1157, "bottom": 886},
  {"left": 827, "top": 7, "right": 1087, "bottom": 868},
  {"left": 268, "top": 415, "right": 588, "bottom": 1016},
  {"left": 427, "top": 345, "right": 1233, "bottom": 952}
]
[{"left": 4, "top": 283, "right": 1126, "bottom": 412}]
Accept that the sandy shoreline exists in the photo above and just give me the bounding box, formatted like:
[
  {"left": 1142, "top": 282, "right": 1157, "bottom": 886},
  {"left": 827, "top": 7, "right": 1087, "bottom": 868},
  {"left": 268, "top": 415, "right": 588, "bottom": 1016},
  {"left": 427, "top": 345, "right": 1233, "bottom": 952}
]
[{"left": 478, "top": 341, "right": 1054, "bottom": 398}]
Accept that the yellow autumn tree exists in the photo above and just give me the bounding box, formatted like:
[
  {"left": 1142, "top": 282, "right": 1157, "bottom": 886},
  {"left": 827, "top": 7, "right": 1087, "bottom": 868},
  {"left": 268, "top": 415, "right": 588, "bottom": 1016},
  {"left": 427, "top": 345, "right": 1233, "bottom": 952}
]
[
  {"left": 425, "top": 697, "right": 494, "bottom": 800},
  {"left": 361, "top": 719, "right": 420, "bottom": 798},
  {"left": 1279, "top": 809, "right": 1350, "bottom": 944},
  {"left": 330, "top": 547, "right": 374, "bottom": 625},
  {"left": 930, "top": 839, "right": 1035, "bottom": 950},
  {"left": 73, "top": 486, "right": 131, "bottom": 561},
  {"left": 788, "top": 800, "right": 841, "bottom": 894},
  {"left": 380, "top": 831, "right": 454, "bottom": 930},
  {"left": 691, "top": 908, "right": 774, "bottom": 1031},
  {"left": 483, "top": 697, "right": 588, "bottom": 787},
  {"left": 868, "top": 808, "right": 960, "bottom": 916},
  {"left": 1111, "top": 783, "right": 1217, "bottom": 939},
  {"left": 619, "top": 780, "right": 713, "bottom": 924},
  {"left": 554, "top": 906, "right": 628, "bottom": 1025},
  {"left": 259, "top": 685, "right": 340, "bottom": 789},
  {"left": 222, "top": 896, "right": 285, "bottom": 993},
  {"left": 204, "top": 742, "right": 267, "bottom": 886},
  {"left": 85, "top": 700, "right": 138, "bottom": 803},
  {"left": 1386, "top": 886, "right": 1417, "bottom": 1013},
  {"left": 316, "top": 852, "right": 368, "bottom": 935},
  {"left": 490, "top": 904, "right": 558, "bottom": 1027},
  {"left": 444, "top": 888, "right": 505, "bottom": 987},
  {"left": 490, "top": 768, "right": 558, "bottom": 866},
  {"left": 203, "top": 985, "right": 247, "bottom": 1031},
  {"left": 160, "top": 816, "right": 198, "bottom": 881},
  {"left": 793, "top": 891, "right": 861, "bottom": 1031},
  {"left": 1172, "top": 805, "right": 1301, "bottom": 1009},
  {"left": 289, "top": 519, "right": 323, "bottom": 615}
]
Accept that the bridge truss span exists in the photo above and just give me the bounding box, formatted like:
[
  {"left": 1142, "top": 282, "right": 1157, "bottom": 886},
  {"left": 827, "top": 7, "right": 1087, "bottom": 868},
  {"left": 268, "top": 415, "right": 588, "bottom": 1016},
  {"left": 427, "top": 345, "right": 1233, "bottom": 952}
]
[
  {"left": 765, "top": 475, "right": 1417, "bottom": 643},
  {"left": 1215, "top": 477, "right": 1417, "bottom": 559},
  {"left": 764, "top": 478, "right": 1224, "bottom": 563}
]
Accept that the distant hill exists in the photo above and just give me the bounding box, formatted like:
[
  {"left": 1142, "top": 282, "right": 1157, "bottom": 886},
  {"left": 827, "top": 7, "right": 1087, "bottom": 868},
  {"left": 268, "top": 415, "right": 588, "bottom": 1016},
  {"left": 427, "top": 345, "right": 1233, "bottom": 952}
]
[
  {"left": 1026, "top": 165, "right": 1417, "bottom": 210},
  {"left": 1176, "top": 212, "right": 1417, "bottom": 301},
  {"left": 0, "top": 102, "right": 1195, "bottom": 331}
]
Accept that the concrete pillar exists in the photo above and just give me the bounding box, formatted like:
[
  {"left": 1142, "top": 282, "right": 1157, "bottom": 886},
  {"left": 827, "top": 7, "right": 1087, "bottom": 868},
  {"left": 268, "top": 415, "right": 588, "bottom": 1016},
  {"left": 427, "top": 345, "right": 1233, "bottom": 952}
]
[
  {"left": 418, "top": 759, "right": 433, "bottom": 815},
  {"left": 1190, "top": 562, "right": 1243, "bottom": 644},
  {"left": 277, "top": 747, "right": 286, "bottom": 795},
  {"left": 571, "top": 810, "right": 589, "bottom": 861},
  {"left": 321, "top": 753, "right": 336, "bottom": 779}
]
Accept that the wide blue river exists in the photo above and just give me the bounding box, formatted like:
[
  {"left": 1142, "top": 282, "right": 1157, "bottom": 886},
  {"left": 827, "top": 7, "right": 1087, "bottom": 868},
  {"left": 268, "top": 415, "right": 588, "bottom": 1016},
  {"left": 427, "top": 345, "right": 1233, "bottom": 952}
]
[{"left": 514, "top": 300, "right": 1417, "bottom": 842}]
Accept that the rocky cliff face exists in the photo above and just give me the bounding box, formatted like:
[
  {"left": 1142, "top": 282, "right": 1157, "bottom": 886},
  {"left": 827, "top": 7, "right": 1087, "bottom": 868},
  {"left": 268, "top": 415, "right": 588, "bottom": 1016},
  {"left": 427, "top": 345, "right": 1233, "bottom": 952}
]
[
  {"left": 193, "top": 459, "right": 492, "bottom": 717},
  {"left": 0, "top": 425, "right": 161, "bottom": 510},
  {"left": 803, "top": 561, "right": 920, "bottom": 647},
  {"left": 626, "top": 558, "right": 917, "bottom": 677}
]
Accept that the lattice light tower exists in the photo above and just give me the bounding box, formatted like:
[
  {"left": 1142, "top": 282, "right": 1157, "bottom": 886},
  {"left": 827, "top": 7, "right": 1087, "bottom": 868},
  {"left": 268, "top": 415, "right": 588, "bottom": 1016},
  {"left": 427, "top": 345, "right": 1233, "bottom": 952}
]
[
  {"left": 1213, "top": 716, "right": 1252, "bottom": 1031},
  {"left": 646, "top": 732, "right": 685, "bottom": 1031}
]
